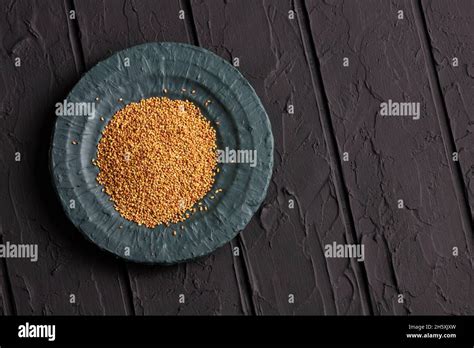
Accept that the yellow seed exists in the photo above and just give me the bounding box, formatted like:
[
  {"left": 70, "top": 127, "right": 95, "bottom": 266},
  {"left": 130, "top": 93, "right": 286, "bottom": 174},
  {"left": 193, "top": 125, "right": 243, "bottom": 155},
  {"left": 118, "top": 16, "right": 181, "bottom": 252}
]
[{"left": 96, "top": 97, "right": 217, "bottom": 228}]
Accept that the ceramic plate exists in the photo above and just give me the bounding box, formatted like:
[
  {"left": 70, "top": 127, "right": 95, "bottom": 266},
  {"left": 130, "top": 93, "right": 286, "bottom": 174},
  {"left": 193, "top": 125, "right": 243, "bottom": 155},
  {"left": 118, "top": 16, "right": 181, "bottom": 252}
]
[{"left": 50, "top": 42, "right": 273, "bottom": 264}]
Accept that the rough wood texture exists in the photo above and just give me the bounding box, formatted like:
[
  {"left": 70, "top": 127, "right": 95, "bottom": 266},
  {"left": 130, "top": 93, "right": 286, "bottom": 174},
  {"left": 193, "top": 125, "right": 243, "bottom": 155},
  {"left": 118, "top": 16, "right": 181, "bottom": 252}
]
[
  {"left": 0, "top": 0, "right": 130, "bottom": 315},
  {"left": 305, "top": 0, "right": 473, "bottom": 314},
  {"left": 0, "top": 0, "right": 472, "bottom": 315},
  {"left": 421, "top": 0, "right": 474, "bottom": 219},
  {"left": 191, "top": 0, "right": 368, "bottom": 314},
  {"left": 74, "top": 0, "right": 245, "bottom": 315}
]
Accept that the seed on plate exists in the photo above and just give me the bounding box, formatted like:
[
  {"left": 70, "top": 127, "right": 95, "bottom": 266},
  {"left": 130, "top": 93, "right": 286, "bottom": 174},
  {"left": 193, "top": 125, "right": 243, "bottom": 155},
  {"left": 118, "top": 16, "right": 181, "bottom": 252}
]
[{"left": 96, "top": 96, "right": 217, "bottom": 228}]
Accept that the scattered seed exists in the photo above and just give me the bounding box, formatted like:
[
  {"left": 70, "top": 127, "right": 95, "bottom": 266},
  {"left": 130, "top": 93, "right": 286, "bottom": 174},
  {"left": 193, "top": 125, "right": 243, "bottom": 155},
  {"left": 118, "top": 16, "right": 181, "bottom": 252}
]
[
  {"left": 95, "top": 97, "right": 100, "bottom": 101},
  {"left": 118, "top": 98, "right": 123, "bottom": 102},
  {"left": 100, "top": 116, "right": 105, "bottom": 122},
  {"left": 172, "top": 230, "right": 177, "bottom": 236},
  {"left": 181, "top": 88, "right": 186, "bottom": 92},
  {"left": 191, "top": 90, "right": 196, "bottom": 94},
  {"left": 72, "top": 140, "right": 78, "bottom": 145},
  {"left": 163, "top": 88, "right": 168, "bottom": 93}
]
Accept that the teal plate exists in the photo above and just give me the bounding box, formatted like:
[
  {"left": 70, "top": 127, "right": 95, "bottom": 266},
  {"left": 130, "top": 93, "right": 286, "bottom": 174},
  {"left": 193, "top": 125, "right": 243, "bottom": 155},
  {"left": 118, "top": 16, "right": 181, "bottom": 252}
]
[{"left": 50, "top": 42, "right": 273, "bottom": 264}]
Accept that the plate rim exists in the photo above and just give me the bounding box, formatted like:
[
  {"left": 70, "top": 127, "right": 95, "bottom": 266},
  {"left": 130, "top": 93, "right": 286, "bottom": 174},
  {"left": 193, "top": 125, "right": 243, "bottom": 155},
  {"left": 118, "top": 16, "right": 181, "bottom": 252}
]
[{"left": 50, "top": 42, "right": 274, "bottom": 264}]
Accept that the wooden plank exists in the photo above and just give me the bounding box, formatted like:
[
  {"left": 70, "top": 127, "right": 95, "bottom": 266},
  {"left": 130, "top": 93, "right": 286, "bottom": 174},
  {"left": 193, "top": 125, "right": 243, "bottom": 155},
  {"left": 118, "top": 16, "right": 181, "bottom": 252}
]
[
  {"left": 0, "top": 254, "right": 13, "bottom": 315},
  {"left": 0, "top": 0, "right": 130, "bottom": 314},
  {"left": 305, "top": 0, "right": 474, "bottom": 314},
  {"left": 190, "top": 0, "right": 369, "bottom": 314},
  {"left": 421, "top": 0, "right": 474, "bottom": 219},
  {"left": 74, "top": 0, "right": 245, "bottom": 315}
]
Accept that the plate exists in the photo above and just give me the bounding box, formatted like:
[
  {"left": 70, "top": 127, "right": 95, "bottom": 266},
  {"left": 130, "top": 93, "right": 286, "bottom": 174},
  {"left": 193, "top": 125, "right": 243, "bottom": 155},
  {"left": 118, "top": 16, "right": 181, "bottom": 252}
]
[{"left": 50, "top": 42, "right": 273, "bottom": 264}]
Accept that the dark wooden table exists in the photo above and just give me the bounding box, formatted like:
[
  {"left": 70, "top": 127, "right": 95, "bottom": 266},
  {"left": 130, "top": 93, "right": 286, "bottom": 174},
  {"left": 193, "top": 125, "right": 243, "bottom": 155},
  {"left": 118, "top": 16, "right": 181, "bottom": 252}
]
[{"left": 0, "top": 0, "right": 472, "bottom": 315}]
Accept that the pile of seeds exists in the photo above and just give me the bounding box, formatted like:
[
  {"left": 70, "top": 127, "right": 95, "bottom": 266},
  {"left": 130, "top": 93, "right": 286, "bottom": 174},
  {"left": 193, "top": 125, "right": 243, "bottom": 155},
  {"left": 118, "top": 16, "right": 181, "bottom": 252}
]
[{"left": 95, "top": 96, "right": 217, "bottom": 228}]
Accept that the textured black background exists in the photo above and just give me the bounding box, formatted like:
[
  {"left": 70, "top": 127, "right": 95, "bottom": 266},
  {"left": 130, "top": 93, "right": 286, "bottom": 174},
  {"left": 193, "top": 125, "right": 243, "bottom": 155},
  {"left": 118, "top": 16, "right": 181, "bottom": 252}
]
[{"left": 0, "top": 0, "right": 472, "bottom": 315}]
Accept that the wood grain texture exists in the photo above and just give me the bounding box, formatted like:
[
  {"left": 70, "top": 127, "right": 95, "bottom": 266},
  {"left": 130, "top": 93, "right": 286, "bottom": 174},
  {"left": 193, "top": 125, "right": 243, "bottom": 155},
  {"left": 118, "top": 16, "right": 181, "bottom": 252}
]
[
  {"left": 190, "top": 0, "right": 368, "bottom": 314},
  {"left": 0, "top": 0, "right": 471, "bottom": 316},
  {"left": 421, "top": 0, "right": 474, "bottom": 219},
  {"left": 73, "top": 0, "right": 245, "bottom": 315},
  {"left": 0, "top": 0, "right": 130, "bottom": 315},
  {"left": 305, "top": 0, "right": 473, "bottom": 314},
  {"left": 0, "top": 253, "right": 13, "bottom": 314}
]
